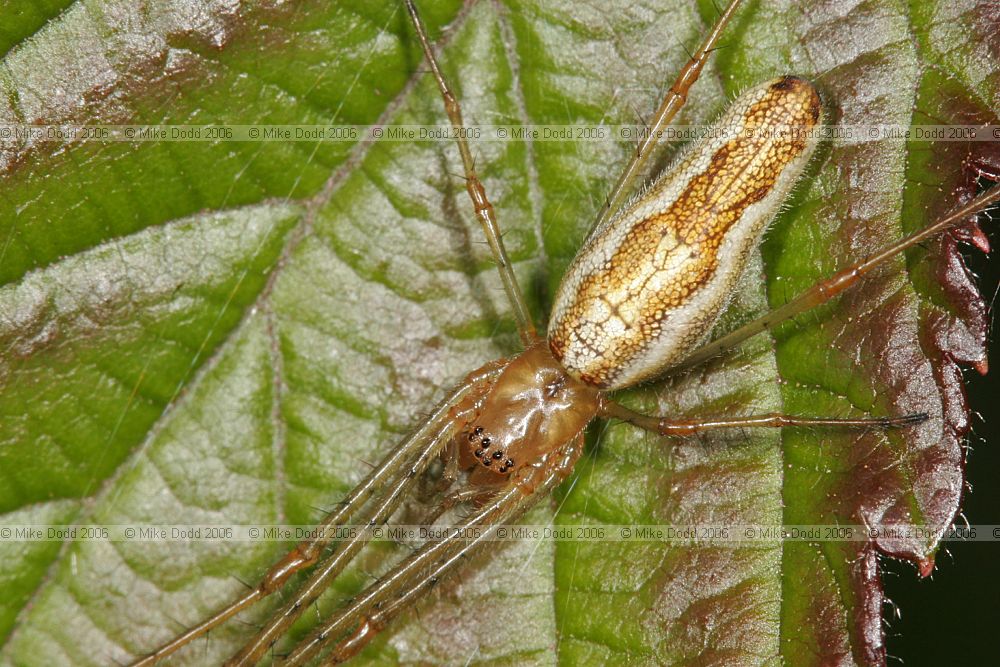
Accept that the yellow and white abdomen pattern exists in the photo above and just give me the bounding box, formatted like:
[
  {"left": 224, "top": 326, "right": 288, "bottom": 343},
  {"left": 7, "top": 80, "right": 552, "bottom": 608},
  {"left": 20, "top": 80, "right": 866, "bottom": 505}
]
[{"left": 548, "top": 76, "right": 822, "bottom": 390}]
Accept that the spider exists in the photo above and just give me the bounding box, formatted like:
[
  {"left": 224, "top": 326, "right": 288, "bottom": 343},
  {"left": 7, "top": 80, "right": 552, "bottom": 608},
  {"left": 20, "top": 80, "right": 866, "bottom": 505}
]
[{"left": 1, "top": 0, "right": 997, "bottom": 665}]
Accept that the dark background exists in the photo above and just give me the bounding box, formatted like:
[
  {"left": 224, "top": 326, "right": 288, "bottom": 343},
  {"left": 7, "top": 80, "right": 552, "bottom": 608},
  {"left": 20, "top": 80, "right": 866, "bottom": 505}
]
[{"left": 883, "top": 204, "right": 1000, "bottom": 665}]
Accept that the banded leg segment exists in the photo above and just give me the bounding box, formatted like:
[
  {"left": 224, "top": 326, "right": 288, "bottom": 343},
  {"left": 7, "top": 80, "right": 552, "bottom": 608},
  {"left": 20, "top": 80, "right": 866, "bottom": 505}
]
[
  {"left": 590, "top": 0, "right": 747, "bottom": 233},
  {"left": 404, "top": 0, "right": 536, "bottom": 344},
  {"left": 600, "top": 399, "right": 928, "bottom": 437},
  {"left": 677, "top": 185, "right": 1000, "bottom": 371},
  {"left": 281, "top": 435, "right": 587, "bottom": 667}
]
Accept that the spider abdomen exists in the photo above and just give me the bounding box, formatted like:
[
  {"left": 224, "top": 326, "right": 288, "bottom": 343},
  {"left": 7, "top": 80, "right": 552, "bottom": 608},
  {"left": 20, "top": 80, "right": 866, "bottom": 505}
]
[{"left": 548, "top": 76, "right": 822, "bottom": 390}]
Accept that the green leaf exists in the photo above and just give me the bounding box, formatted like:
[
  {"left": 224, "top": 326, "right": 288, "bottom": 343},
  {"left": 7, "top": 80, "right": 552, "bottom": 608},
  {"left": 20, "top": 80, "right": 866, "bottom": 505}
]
[{"left": 0, "top": 1, "right": 996, "bottom": 665}]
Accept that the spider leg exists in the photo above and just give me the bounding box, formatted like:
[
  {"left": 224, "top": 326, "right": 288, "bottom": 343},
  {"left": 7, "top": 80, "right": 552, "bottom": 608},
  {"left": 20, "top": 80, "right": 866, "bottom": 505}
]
[
  {"left": 675, "top": 185, "right": 1000, "bottom": 371},
  {"left": 279, "top": 435, "right": 587, "bottom": 667},
  {"left": 418, "top": 485, "right": 492, "bottom": 527},
  {"left": 129, "top": 364, "right": 502, "bottom": 667},
  {"left": 404, "top": 0, "right": 536, "bottom": 344},
  {"left": 226, "top": 413, "right": 459, "bottom": 666},
  {"left": 599, "top": 398, "right": 928, "bottom": 436},
  {"left": 222, "top": 362, "right": 507, "bottom": 666},
  {"left": 440, "top": 437, "right": 461, "bottom": 487},
  {"left": 590, "top": 0, "right": 747, "bottom": 234}
]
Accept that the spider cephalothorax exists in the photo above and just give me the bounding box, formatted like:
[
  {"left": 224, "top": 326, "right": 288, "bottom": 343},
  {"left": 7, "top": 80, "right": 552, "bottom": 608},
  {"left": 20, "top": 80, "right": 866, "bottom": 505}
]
[{"left": 454, "top": 340, "right": 599, "bottom": 485}]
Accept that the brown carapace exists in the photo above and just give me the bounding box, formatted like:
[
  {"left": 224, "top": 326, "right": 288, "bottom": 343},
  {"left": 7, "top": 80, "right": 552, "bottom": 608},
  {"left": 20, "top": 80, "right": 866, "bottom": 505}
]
[{"left": 453, "top": 341, "right": 599, "bottom": 485}]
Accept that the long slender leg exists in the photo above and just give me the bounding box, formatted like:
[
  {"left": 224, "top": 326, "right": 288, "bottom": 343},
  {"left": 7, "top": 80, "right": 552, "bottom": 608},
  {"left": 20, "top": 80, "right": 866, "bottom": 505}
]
[
  {"left": 600, "top": 399, "right": 927, "bottom": 437},
  {"left": 418, "top": 485, "right": 489, "bottom": 526},
  {"left": 317, "top": 534, "right": 488, "bottom": 667},
  {"left": 280, "top": 436, "right": 586, "bottom": 667},
  {"left": 226, "top": 413, "right": 459, "bottom": 666},
  {"left": 405, "top": 0, "right": 536, "bottom": 344},
  {"left": 590, "top": 0, "right": 747, "bottom": 233},
  {"left": 676, "top": 185, "right": 1000, "bottom": 371},
  {"left": 129, "top": 365, "right": 501, "bottom": 667},
  {"left": 224, "top": 362, "right": 507, "bottom": 666}
]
